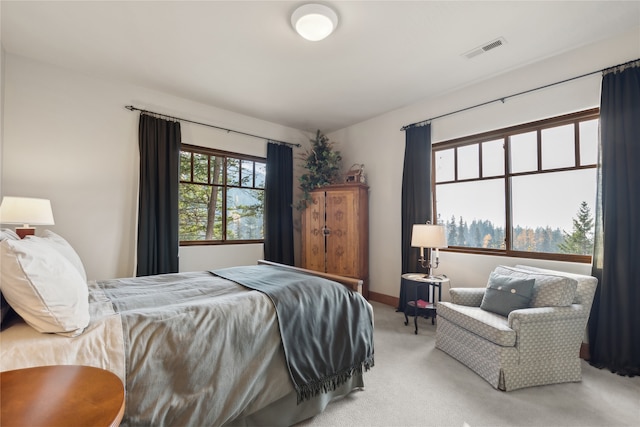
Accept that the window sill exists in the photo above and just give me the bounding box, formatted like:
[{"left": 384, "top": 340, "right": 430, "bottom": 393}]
[
  {"left": 442, "top": 247, "right": 592, "bottom": 264},
  {"left": 180, "top": 240, "right": 264, "bottom": 246}
]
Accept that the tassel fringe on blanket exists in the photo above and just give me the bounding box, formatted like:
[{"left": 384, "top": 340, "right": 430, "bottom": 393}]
[{"left": 296, "top": 357, "right": 375, "bottom": 404}]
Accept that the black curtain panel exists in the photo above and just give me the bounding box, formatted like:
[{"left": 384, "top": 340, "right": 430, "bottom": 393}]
[
  {"left": 136, "top": 114, "right": 181, "bottom": 276},
  {"left": 401, "top": 124, "right": 432, "bottom": 276},
  {"left": 589, "top": 60, "right": 640, "bottom": 376},
  {"left": 264, "top": 142, "right": 294, "bottom": 265}
]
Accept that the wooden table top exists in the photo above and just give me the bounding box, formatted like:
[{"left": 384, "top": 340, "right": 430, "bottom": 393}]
[{"left": 1, "top": 365, "right": 125, "bottom": 427}]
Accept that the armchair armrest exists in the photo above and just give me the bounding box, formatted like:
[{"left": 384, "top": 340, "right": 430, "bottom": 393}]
[
  {"left": 449, "top": 288, "right": 485, "bottom": 307},
  {"left": 507, "top": 304, "right": 586, "bottom": 328},
  {"left": 507, "top": 304, "right": 588, "bottom": 359}
]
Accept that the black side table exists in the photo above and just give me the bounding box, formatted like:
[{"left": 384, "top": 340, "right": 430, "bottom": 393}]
[{"left": 401, "top": 273, "right": 449, "bottom": 334}]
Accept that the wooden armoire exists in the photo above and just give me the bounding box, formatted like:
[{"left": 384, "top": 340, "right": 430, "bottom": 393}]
[{"left": 301, "top": 183, "right": 369, "bottom": 298}]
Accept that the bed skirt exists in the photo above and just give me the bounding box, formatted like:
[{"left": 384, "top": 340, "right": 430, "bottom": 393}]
[{"left": 227, "top": 373, "right": 364, "bottom": 426}]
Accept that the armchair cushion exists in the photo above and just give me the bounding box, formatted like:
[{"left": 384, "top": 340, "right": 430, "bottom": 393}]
[
  {"left": 493, "top": 265, "right": 577, "bottom": 307},
  {"left": 438, "top": 302, "right": 516, "bottom": 347},
  {"left": 480, "top": 272, "right": 535, "bottom": 316}
]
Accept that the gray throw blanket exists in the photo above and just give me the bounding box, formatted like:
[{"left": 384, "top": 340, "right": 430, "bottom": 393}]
[{"left": 212, "top": 265, "right": 375, "bottom": 403}]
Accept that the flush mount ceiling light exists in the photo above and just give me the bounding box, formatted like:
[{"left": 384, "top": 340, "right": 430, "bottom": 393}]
[{"left": 291, "top": 3, "right": 338, "bottom": 41}]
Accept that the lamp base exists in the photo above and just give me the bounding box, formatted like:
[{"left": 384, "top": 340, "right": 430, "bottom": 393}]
[{"left": 15, "top": 227, "right": 35, "bottom": 239}]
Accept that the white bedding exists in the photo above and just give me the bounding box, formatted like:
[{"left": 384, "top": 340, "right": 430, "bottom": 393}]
[{"left": 0, "top": 281, "right": 126, "bottom": 382}]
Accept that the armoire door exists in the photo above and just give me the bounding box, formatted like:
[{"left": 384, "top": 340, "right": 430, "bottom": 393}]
[
  {"left": 325, "top": 189, "right": 359, "bottom": 278},
  {"left": 301, "top": 191, "right": 326, "bottom": 272}
]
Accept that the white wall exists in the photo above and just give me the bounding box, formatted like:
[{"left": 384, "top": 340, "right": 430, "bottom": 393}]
[
  {"left": 2, "top": 54, "right": 310, "bottom": 280},
  {"left": 329, "top": 26, "right": 640, "bottom": 300},
  {"left": 1, "top": 46, "right": 5, "bottom": 200}
]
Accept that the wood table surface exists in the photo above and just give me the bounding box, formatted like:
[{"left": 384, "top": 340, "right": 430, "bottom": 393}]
[{"left": 1, "top": 365, "right": 125, "bottom": 427}]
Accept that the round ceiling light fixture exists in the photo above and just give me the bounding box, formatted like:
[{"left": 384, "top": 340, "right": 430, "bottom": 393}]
[{"left": 291, "top": 3, "right": 338, "bottom": 41}]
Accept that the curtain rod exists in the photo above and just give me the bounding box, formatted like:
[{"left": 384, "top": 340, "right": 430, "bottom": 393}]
[
  {"left": 400, "top": 58, "right": 640, "bottom": 131},
  {"left": 125, "top": 105, "right": 301, "bottom": 148}
]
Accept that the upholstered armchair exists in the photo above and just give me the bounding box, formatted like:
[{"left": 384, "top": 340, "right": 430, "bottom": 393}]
[{"left": 435, "top": 265, "right": 597, "bottom": 391}]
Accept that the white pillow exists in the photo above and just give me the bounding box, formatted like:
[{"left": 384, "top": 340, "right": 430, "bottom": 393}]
[
  {"left": 1, "top": 228, "right": 20, "bottom": 241},
  {"left": 0, "top": 238, "right": 89, "bottom": 336},
  {"left": 26, "top": 230, "right": 87, "bottom": 282}
]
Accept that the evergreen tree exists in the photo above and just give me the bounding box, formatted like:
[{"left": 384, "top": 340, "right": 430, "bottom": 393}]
[
  {"left": 493, "top": 225, "right": 505, "bottom": 249},
  {"left": 538, "top": 226, "right": 555, "bottom": 253},
  {"left": 470, "top": 220, "right": 482, "bottom": 248},
  {"left": 447, "top": 215, "right": 458, "bottom": 245},
  {"left": 206, "top": 157, "right": 224, "bottom": 239},
  {"left": 558, "top": 201, "right": 595, "bottom": 255},
  {"left": 457, "top": 217, "right": 467, "bottom": 246}
]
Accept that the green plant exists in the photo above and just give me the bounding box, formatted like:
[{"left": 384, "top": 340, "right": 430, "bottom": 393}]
[{"left": 296, "top": 130, "right": 342, "bottom": 210}]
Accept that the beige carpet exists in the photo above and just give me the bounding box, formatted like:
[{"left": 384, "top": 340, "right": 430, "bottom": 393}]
[{"left": 298, "top": 302, "right": 640, "bottom": 427}]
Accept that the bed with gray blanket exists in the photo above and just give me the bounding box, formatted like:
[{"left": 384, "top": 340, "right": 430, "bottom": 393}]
[{"left": 1, "top": 262, "right": 374, "bottom": 426}]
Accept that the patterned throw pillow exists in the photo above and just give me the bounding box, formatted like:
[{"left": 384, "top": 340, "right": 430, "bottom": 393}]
[
  {"left": 493, "top": 265, "right": 577, "bottom": 307},
  {"left": 480, "top": 272, "right": 535, "bottom": 317}
]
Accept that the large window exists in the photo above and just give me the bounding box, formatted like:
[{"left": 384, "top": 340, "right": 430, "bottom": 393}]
[
  {"left": 433, "top": 108, "right": 598, "bottom": 262},
  {"left": 179, "top": 144, "right": 265, "bottom": 245}
]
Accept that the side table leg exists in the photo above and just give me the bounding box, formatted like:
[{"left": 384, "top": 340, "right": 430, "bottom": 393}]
[{"left": 414, "top": 284, "right": 419, "bottom": 334}]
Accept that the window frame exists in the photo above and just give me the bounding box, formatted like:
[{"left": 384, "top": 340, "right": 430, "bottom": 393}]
[
  {"left": 432, "top": 108, "right": 599, "bottom": 263},
  {"left": 179, "top": 143, "right": 266, "bottom": 246}
]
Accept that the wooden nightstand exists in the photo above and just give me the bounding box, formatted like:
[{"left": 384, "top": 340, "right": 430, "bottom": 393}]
[{"left": 1, "top": 365, "right": 125, "bottom": 427}]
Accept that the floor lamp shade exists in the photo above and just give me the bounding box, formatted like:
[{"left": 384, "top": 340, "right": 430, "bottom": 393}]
[{"left": 0, "top": 197, "right": 55, "bottom": 238}]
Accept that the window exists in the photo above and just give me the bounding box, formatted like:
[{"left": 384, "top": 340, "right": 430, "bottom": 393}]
[
  {"left": 179, "top": 144, "right": 266, "bottom": 245},
  {"left": 433, "top": 108, "right": 599, "bottom": 262}
]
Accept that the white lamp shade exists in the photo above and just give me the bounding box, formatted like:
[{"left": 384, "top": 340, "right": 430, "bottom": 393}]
[
  {"left": 411, "top": 224, "right": 447, "bottom": 248},
  {"left": 0, "top": 197, "right": 55, "bottom": 225},
  {"left": 291, "top": 4, "right": 338, "bottom": 41}
]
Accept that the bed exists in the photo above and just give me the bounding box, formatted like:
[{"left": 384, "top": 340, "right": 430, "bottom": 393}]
[{"left": 0, "top": 230, "right": 374, "bottom": 426}]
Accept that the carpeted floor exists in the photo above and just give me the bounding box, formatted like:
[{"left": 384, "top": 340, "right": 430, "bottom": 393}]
[{"left": 298, "top": 301, "right": 640, "bottom": 427}]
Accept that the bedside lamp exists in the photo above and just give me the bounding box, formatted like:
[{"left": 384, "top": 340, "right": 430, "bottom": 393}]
[
  {"left": 0, "top": 197, "right": 55, "bottom": 238},
  {"left": 411, "top": 222, "right": 447, "bottom": 278}
]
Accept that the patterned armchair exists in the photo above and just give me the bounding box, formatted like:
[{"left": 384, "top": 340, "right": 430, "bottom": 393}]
[{"left": 435, "top": 265, "right": 597, "bottom": 391}]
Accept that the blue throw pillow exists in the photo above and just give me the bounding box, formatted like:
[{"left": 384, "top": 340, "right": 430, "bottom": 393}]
[{"left": 480, "top": 272, "right": 535, "bottom": 317}]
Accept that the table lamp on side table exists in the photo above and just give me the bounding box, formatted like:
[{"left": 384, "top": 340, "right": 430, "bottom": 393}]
[
  {"left": 0, "top": 197, "right": 55, "bottom": 238},
  {"left": 411, "top": 222, "right": 447, "bottom": 278}
]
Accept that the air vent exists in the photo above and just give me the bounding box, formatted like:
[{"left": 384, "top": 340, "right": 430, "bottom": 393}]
[{"left": 463, "top": 37, "right": 507, "bottom": 59}]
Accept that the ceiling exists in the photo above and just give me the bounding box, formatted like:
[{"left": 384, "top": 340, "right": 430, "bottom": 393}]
[{"left": 2, "top": 1, "right": 639, "bottom": 132}]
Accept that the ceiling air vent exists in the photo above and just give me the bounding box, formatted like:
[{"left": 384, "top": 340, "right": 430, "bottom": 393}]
[{"left": 463, "top": 37, "right": 507, "bottom": 59}]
